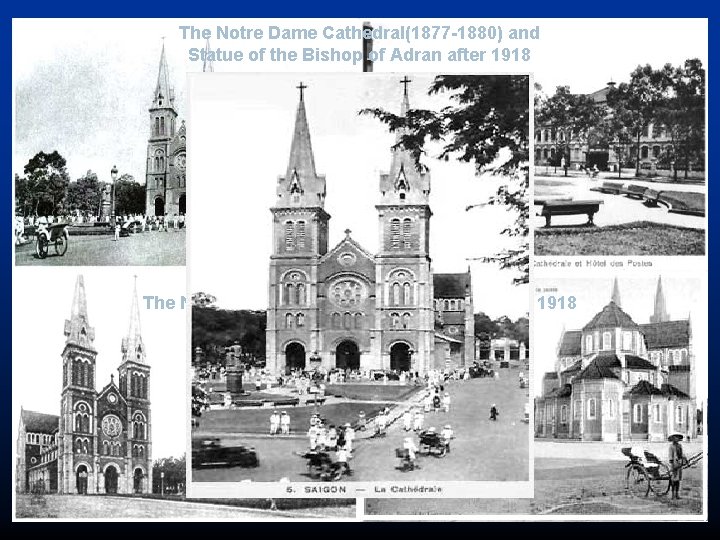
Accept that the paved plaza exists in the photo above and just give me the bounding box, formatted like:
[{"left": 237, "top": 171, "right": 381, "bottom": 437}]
[
  {"left": 534, "top": 175, "right": 705, "bottom": 229},
  {"left": 192, "top": 372, "right": 530, "bottom": 484},
  {"left": 15, "top": 229, "right": 185, "bottom": 266}
]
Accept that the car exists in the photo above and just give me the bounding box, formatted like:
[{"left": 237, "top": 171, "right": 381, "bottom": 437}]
[
  {"left": 120, "top": 219, "right": 144, "bottom": 237},
  {"left": 192, "top": 437, "right": 259, "bottom": 468}
]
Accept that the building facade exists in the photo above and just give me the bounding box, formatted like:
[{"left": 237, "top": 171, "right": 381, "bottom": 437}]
[
  {"left": 16, "top": 276, "right": 152, "bottom": 495},
  {"left": 535, "top": 278, "right": 696, "bottom": 442},
  {"left": 145, "top": 43, "right": 186, "bottom": 217},
  {"left": 266, "top": 82, "right": 474, "bottom": 375}
]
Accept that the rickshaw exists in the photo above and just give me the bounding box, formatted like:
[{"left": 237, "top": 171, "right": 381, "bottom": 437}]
[
  {"left": 299, "top": 450, "right": 350, "bottom": 481},
  {"left": 418, "top": 430, "right": 448, "bottom": 457},
  {"left": 623, "top": 446, "right": 703, "bottom": 497},
  {"left": 35, "top": 222, "right": 69, "bottom": 259}
]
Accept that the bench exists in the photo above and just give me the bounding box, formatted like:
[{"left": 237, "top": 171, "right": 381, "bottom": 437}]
[
  {"left": 621, "top": 184, "right": 648, "bottom": 199},
  {"left": 540, "top": 200, "right": 603, "bottom": 227},
  {"left": 590, "top": 182, "right": 624, "bottom": 194},
  {"left": 272, "top": 397, "right": 300, "bottom": 407}
]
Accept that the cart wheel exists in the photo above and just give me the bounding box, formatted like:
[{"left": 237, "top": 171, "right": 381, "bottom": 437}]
[
  {"left": 437, "top": 445, "right": 447, "bottom": 458},
  {"left": 55, "top": 233, "right": 68, "bottom": 256},
  {"left": 626, "top": 463, "right": 650, "bottom": 497},
  {"left": 36, "top": 236, "right": 49, "bottom": 259},
  {"left": 649, "top": 463, "right": 671, "bottom": 496}
]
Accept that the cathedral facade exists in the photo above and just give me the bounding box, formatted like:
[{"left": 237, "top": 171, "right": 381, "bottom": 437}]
[
  {"left": 16, "top": 276, "right": 152, "bottom": 495},
  {"left": 145, "top": 44, "right": 186, "bottom": 217},
  {"left": 535, "top": 278, "right": 696, "bottom": 442},
  {"left": 266, "top": 82, "right": 474, "bottom": 376}
]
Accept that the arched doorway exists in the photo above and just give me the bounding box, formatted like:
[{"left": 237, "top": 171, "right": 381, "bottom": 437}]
[
  {"left": 178, "top": 193, "right": 186, "bottom": 215},
  {"left": 104, "top": 465, "right": 119, "bottom": 494},
  {"left": 154, "top": 196, "right": 165, "bottom": 217},
  {"left": 336, "top": 340, "right": 360, "bottom": 371},
  {"left": 285, "top": 342, "right": 306, "bottom": 374},
  {"left": 133, "top": 468, "right": 144, "bottom": 494},
  {"left": 390, "top": 343, "right": 411, "bottom": 372},
  {"left": 76, "top": 464, "right": 88, "bottom": 495}
]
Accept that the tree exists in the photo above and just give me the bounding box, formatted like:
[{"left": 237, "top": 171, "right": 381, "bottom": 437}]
[
  {"left": 66, "top": 170, "right": 103, "bottom": 216},
  {"left": 114, "top": 173, "right": 146, "bottom": 215},
  {"left": 474, "top": 312, "right": 499, "bottom": 336},
  {"left": 361, "top": 75, "right": 530, "bottom": 284},
  {"left": 22, "top": 150, "right": 70, "bottom": 216},
  {"left": 152, "top": 456, "right": 186, "bottom": 494},
  {"left": 535, "top": 86, "right": 604, "bottom": 174}
]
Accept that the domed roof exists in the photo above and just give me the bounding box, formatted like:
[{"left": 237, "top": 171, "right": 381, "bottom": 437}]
[{"left": 582, "top": 301, "right": 639, "bottom": 331}]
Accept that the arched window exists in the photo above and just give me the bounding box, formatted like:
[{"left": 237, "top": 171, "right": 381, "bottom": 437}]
[
  {"left": 392, "top": 282, "right": 401, "bottom": 306},
  {"left": 633, "top": 403, "right": 643, "bottom": 423},
  {"left": 160, "top": 117, "right": 165, "bottom": 135},
  {"left": 75, "top": 438, "right": 82, "bottom": 453},
  {"left": 676, "top": 405, "right": 684, "bottom": 424},
  {"left": 602, "top": 332, "right": 612, "bottom": 350},
  {"left": 402, "top": 219, "right": 412, "bottom": 249},
  {"left": 560, "top": 405, "right": 567, "bottom": 423},
  {"left": 138, "top": 446, "right": 144, "bottom": 458},
  {"left": 285, "top": 313, "right": 294, "bottom": 329},
  {"left": 391, "top": 313, "right": 400, "bottom": 329},
  {"left": 681, "top": 349, "right": 688, "bottom": 363},
  {"left": 354, "top": 313, "right": 363, "bottom": 329},
  {"left": 154, "top": 117, "right": 160, "bottom": 135},
  {"left": 296, "top": 283, "right": 305, "bottom": 305},
  {"left": 284, "top": 283, "right": 293, "bottom": 305},
  {"left": 103, "top": 441, "right": 109, "bottom": 455},
  {"left": 390, "top": 219, "right": 400, "bottom": 249},
  {"left": 296, "top": 221, "right": 306, "bottom": 250},
  {"left": 332, "top": 313, "right": 341, "bottom": 329},
  {"left": 296, "top": 313, "right": 305, "bottom": 327},
  {"left": 587, "top": 398, "right": 596, "bottom": 419},
  {"left": 402, "top": 313, "right": 410, "bottom": 329},
  {"left": 75, "top": 414, "right": 82, "bottom": 432},
  {"left": 401, "top": 282, "right": 411, "bottom": 305},
  {"left": 285, "top": 221, "right": 295, "bottom": 251},
  {"left": 82, "top": 440, "right": 89, "bottom": 454},
  {"left": 343, "top": 313, "right": 351, "bottom": 330},
  {"left": 443, "top": 300, "right": 449, "bottom": 311},
  {"left": 641, "top": 146, "right": 649, "bottom": 159}
]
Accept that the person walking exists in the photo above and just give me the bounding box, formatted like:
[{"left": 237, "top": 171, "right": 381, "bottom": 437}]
[{"left": 489, "top": 404, "right": 499, "bottom": 421}]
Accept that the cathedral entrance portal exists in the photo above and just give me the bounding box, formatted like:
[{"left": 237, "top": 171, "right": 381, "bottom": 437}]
[
  {"left": 285, "top": 342, "right": 306, "bottom": 374},
  {"left": 76, "top": 465, "right": 88, "bottom": 495},
  {"left": 104, "top": 465, "right": 119, "bottom": 494},
  {"left": 133, "top": 468, "right": 144, "bottom": 494},
  {"left": 336, "top": 340, "right": 360, "bottom": 371},
  {"left": 390, "top": 343, "right": 411, "bottom": 372},
  {"left": 154, "top": 196, "right": 165, "bottom": 217}
]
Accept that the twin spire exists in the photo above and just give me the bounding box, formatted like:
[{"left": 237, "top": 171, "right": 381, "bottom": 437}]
[
  {"left": 152, "top": 41, "right": 174, "bottom": 109},
  {"left": 65, "top": 275, "right": 145, "bottom": 364},
  {"left": 609, "top": 276, "right": 670, "bottom": 323}
]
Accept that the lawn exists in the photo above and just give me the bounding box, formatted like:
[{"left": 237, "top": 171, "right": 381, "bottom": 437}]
[
  {"left": 658, "top": 191, "right": 705, "bottom": 216},
  {"left": 194, "top": 402, "right": 392, "bottom": 434},
  {"left": 324, "top": 383, "right": 422, "bottom": 402},
  {"left": 535, "top": 221, "right": 705, "bottom": 255}
]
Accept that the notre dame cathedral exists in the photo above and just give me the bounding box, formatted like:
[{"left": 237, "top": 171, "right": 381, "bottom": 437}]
[
  {"left": 145, "top": 43, "right": 186, "bottom": 217},
  {"left": 266, "top": 79, "right": 475, "bottom": 375},
  {"left": 15, "top": 276, "right": 152, "bottom": 495}
]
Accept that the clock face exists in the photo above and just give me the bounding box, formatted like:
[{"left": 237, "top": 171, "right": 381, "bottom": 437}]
[
  {"left": 102, "top": 415, "right": 122, "bottom": 438},
  {"left": 108, "top": 393, "right": 117, "bottom": 404}
]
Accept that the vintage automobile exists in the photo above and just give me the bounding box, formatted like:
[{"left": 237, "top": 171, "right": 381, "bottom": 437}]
[
  {"left": 120, "top": 219, "right": 144, "bottom": 237},
  {"left": 192, "top": 437, "right": 259, "bottom": 468}
]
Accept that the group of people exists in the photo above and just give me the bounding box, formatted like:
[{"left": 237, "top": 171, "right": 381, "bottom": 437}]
[
  {"left": 269, "top": 410, "right": 291, "bottom": 435},
  {"left": 306, "top": 415, "right": 356, "bottom": 473}
]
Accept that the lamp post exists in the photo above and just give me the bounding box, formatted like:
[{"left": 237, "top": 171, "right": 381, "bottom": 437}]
[{"left": 110, "top": 165, "right": 118, "bottom": 224}]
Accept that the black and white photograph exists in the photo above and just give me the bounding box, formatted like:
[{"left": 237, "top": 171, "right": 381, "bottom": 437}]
[
  {"left": 13, "top": 20, "right": 188, "bottom": 266},
  {"left": 533, "top": 55, "right": 706, "bottom": 256},
  {"left": 188, "top": 73, "right": 530, "bottom": 496},
  {"left": 366, "top": 274, "right": 707, "bottom": 518}
]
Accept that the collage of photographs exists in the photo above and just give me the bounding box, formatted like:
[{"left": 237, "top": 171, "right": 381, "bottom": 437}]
[{"left": 11, "top": 18, "right": 707, "bottom": 521}]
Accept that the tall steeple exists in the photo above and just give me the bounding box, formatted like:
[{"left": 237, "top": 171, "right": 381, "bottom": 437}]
[
  {"left": 64, "top": 275, "right": 95, "bottom": 350},
  {"left": 202, "top": 38, "right": 214, "bottom": 73},
  {"left": 121, "top": 276, "right": 146, "bottom": 364},
  {"left": 379, "top": 76, "right": 430, "bottom": 206},
  {"left": 611, "top": 277, "right": 621, "bottom": 307},
  {"left": 276, "top": 82, "right": 326, "bottom": 208},
  {"left": 152, "top": 40, "right": 174, "bottom": 110},
  {"left": 650, "top": 276, "right": 669, "bottom": 323}
]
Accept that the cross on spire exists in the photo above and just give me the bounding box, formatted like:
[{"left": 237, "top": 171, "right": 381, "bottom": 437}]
[
  {"left": 296, "top": 81, "right": 307, "bottom": 102},
  {"left": 400, "top": 76, "right": 412, "bottom": 96}
]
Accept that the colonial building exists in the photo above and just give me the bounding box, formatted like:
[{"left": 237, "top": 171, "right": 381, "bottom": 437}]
[
  {"left": 266, "top": 81, "right": 474, "bottom": 375},
  {"left": 16, "top": 276, "right": 152, "bottom": 494},
  {"left": 535, "top": 278, "right": 696, "bottom": 442},
  {"left": 145, "top": 43, "right": 186, "bottom": 217},
  {"left": 535, "top": 82, "right": 675, "bottom": 173}
]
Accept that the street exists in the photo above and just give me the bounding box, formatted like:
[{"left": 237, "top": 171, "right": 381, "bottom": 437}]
[
  {"left": 15, "top": 229, "right": 185, "bottom": 266},
  {"left": 192, "top": 372, "right": 530, "bottom": 483}
]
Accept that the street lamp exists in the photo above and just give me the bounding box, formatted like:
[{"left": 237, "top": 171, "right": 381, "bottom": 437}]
[{"left": 110, "top": 165, "right": 118, "bottom": 223}]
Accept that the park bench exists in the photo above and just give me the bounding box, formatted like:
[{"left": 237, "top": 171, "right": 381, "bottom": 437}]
[
  {"left": 590, "top": 182, "right": 624, "bottom": 194},
  {"left": 622, "top": 184, "right": 648, "bottom": 199},
  {"left": 273, "top": 397, "right": 300, "bottom": 407},
  {"left": 232, "top": 400, "right": 265, "bottom": 408},
  {"left": 539, "top": 200, "right": 603, "bottom": 227}
]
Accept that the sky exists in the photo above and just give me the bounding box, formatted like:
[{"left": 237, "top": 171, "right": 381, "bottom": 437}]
[
  {"left": 12, "top": 268, "right": 187, "bottom": 459},
  {"left": 188, "top": 73, "right": 530, "bottom": 319},
  {"left": 532, "top": 275, "right": 707, "bottom": 401}
]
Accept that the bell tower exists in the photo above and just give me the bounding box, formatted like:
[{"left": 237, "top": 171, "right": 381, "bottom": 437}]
[
  {"left": 374, "top": 77, "right": 434, "bottom": 374},
  {"left": 58, "top": 275, "right": 98, "bottom": 494},
  {"left": 266, "top": 83, "right": 330, "bottom": 374}
]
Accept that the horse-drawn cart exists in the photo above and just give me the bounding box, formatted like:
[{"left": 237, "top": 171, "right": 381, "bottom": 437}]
[
  {"left": 35, "top": 222, "right": 69, "bottom": 259},
  {"left": 623, "top": 446, "right": 702, "bottom": 497}
]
